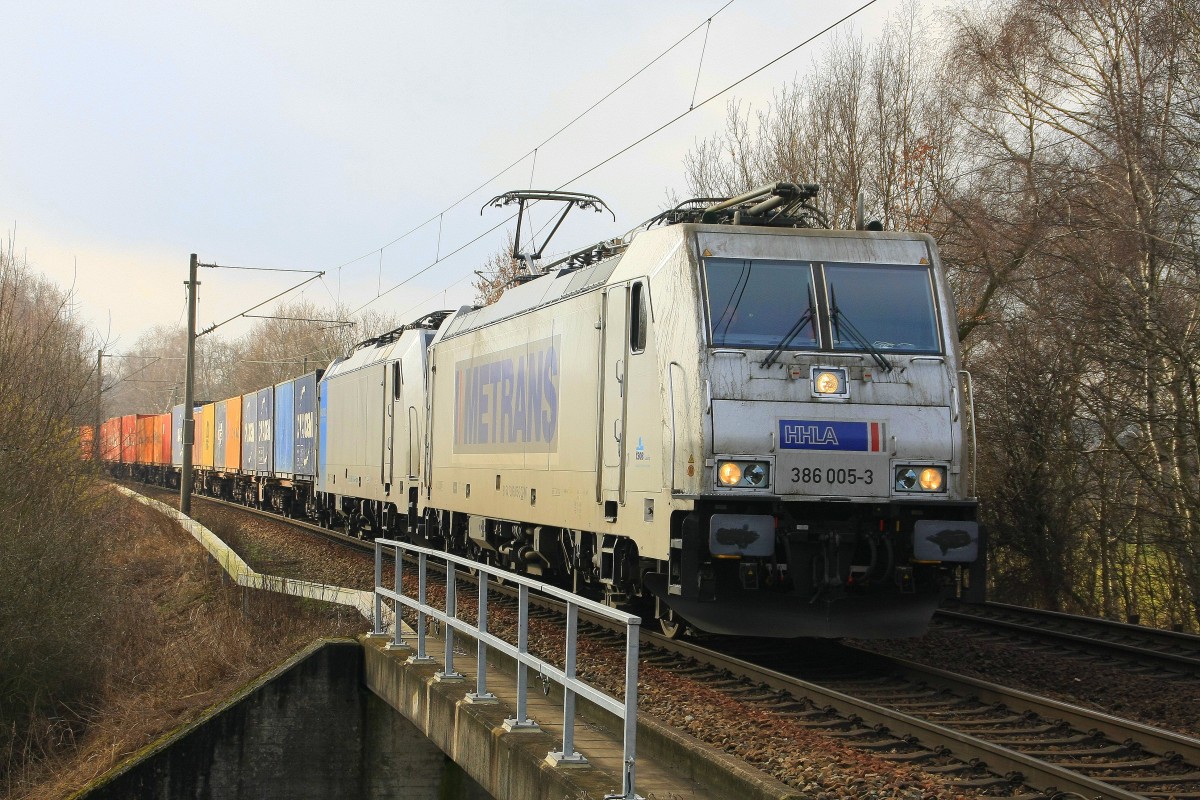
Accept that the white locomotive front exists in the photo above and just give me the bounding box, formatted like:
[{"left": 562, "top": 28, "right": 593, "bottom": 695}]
[{"left": 423, "top": 184, "right": 982, "bottom": 638}]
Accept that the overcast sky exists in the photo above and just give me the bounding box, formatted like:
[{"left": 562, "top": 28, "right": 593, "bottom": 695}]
[{"left": 1, "top": 0, "right": 915, "bottom": 353}]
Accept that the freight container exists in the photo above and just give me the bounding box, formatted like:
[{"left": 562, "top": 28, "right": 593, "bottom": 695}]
[
  {"left": 120, "top": 415, "right": 137, "bottom": 464},
  {"left": 223, "top": 396, "right": 242, "bottom": 474},
  {"left": 195, "top": 403, "right": 216, "bottom": 469},
  {"left": 294, "top": 370, "right": 321, "bottom": 478},
  {"left": 101, "top": 418, "right": 121, "bottom": 462},
  {"left": 241, "top": 393, "right": 257, "bottom": 473},
  {"left": 172, "top": 405, "right": 185, "bottom": 467},
  {"left": 153, "top": 413, "right": 172, "bottom": 465},
  {"left": 136, "top": 415, "right": 155, "bottom": 465},
  {"left": 214, "top": 402, "right": 228, "bottom": 470},
  {"left": 255, "top": 386, "right": 274, "bottom": 474},
  {"left": 274, "top": 380, "right": 295, "bottom": 476}
]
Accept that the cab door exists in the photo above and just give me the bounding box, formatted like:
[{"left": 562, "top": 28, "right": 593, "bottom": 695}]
[
  {"left": 382, "top": 361, "right": 398, "bottom": 489},
  {"left": 599, "top": 285, "right": 629, "bottom": 513}
]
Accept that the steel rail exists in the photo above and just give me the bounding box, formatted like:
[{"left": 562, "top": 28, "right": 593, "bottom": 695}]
[
  {"left": 939, "top": 602, "right": 1200, "bottom": 672},
  {"left": 849, "top": 645, "right": 1200, "bottom": 764},
  {"left": 637, "top": 633, "right": 1167, "bottom": 800}
]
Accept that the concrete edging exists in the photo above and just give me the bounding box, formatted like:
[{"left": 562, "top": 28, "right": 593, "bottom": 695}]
[{"left": 364, "top": 632, "right": 806, "bottom": 800}]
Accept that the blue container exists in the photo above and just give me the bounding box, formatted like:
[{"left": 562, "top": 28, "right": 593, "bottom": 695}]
[
  {"left": 214, "top": 402, "right": 228, "bottom": 471},
  {"left": 241, "top": 393, "right": 257, "bottom": 474},
  {"left": 294, "top": 370, "right": 321, "bottom": 479},
  {"left": 171, "top": 404, "right": 185, "bottom": 468},
  {"left": 255, "top": 386, "right": 274, "bottom": 474},
  {"left": 274, "top": 380, "right": 295, "bottom": 476}
]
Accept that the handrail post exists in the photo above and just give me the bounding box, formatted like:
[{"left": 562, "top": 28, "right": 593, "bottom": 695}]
[
  {"left": 465, "top": 571, "right": 497, "bottom": 703},
  {"left": 407, "top": 552, "right": 435, "bottom": 665},
  {"left": 437, "top": 563, "right": 464, "bottom": 681},
  {"left": 548, "top": 602, "right": 586, "bottom": 765},
  {"left": 387, "top": 542, "right": 406, "bottom": 649},
  {"left": 503, "top": 584, "right": 539, "bottom": 731},
  {"left": 371, "top": 541, "right": 384, "bottom": 636},
  {"left": 621, "top": 620, "right": 641, "bottom": 798}
]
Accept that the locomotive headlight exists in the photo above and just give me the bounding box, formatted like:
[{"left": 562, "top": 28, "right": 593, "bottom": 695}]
[
  {"left": 894, "top": 465, "right": 946, "bottom": 493},
  {"left": 716, "top": 459, "right": 772, "bottom": 489},
  {"left": 815, "top": 371, "right": 842, "bottom": 394},
  {"left": 810, "top": 366, "right": 849, "bottom": 398},
  {"left": 918, "top": 467, "right": 943, "bottom": 491}
]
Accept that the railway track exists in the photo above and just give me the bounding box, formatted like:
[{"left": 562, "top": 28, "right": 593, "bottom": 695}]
[
  {"left": 936, "top": 602, "right": 1200, "bottom": 675},
  {"left": 619, "top": 633, "right": 1200, "bottom": 799},
  {"left": 138, "top": 484, "right": 1200, "bottom": 798}
]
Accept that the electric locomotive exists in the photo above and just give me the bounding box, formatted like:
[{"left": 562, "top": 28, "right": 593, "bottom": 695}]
[
  {"left": 421, "top": 183, "right": 982, "bottom": 638},
  {"left": 97, "top": 182, "right": 982, "bottom": 640}
]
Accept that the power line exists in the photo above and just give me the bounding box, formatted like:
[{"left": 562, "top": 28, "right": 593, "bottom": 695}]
[
  {"left": 327, "top": 0, "right": 740, "bottom": 279},
  {"left": 352, "top": 0, "right": 882, "bottom": 316},
  {"left": 557, "top": 0, "right": 882, "bottom": 190}
]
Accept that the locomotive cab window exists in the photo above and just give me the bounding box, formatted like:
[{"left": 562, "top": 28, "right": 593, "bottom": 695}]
[
  {"left": 824, "top": 263, "right": 940, "bottom": 354},
  {"left": 704, "top": 258, "right": 817, "bottom": 349},
  {"left": 630, "top": 281, "right": 648, "bottom": 353},
  {"left": 392, "top": 361, "right": 402, "bottom": 398}
]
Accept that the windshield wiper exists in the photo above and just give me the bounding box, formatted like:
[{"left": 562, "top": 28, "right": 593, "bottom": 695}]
[
  {"left": 830, "top": 286, "right": 892, "bottom": 372},
  {"left": 762, "top": 284, "right": 817, "bottom": 368}
]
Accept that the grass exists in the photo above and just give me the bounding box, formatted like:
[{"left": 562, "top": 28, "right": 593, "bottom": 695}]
[{"left": 1, "top": 491, "right": 365, "bottom": 800}]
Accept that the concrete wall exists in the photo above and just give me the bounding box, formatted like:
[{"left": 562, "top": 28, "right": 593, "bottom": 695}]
[
  {"left": 78, "top": 640, "right": 491, "bottom": 800},
  {"left": 362, "top": 636, "right": 619, "bottom": 800}
]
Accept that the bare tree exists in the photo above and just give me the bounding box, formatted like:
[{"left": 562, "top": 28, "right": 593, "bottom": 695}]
[
  {"left": 682, "top": 3, "right": 957, "bottom": 233},
  {"left": 0, "top": 240, "right": 118, "bottom": 777},
  {"left": 472, "top": 232, "right": 522, "bottom": 306}
]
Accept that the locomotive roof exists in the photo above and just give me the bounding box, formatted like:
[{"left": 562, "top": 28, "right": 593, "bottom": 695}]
[{"left": 437, "top": 223, "right": 939, "bottom": 344}]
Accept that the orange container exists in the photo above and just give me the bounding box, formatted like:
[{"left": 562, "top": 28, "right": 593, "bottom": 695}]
[
  {"left": 221, "top": 396, "right": 242, "bottom": 473},
  {"left": 153, "top": 413, "right": 172, "bottom": 465},
  {"left": 100, "top": 418, "right": 120, "bottom": 462},
  {"left": 120, "top": 415, "right": 137, "bottom": 464},
  {"left": 136, "top": 415, "right": 155, "bottom": 465}
]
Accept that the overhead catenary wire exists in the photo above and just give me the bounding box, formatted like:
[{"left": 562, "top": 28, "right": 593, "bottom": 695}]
[
  {"left": 351, "top": 0, "right": 882, "bottom": 317},
  {"left": 690, "top": 17, "right": 714, "bottom": 111},
  {"left": 556, "top": 0, "right": 883, "bottom": 191},
  {"left": 325, "top": 0, "right": 740, "bottom": 281},
  {"left": 199, "top": 272, "right": 325, "bottom": 337}
]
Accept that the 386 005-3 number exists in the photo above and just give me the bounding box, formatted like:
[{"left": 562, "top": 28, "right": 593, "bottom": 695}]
[{"left": 790, "top": 467, "right": 873, "bottom": 486}]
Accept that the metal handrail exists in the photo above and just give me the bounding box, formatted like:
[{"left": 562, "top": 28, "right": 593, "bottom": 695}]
[
  {"left": 958, "top": 369, "right": 977, "bottom": 498},
  {"left": 373, "top": 539, "right": 641, "bottom": 800}
]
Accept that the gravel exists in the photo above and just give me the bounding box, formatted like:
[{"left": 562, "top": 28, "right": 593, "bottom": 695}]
[
  {"left": 162, "top": 491, "right": 1196, "bottom": 798},
  {"left": 855, "top": 626, "right": 1200, "bottom": 739}
]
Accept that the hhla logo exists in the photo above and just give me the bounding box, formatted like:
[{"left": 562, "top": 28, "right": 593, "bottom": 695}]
[{"left": 778, "top": 420, "right": 885, "bottom": 452}]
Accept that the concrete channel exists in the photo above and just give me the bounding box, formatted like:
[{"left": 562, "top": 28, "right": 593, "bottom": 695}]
[{"left": 76, "top": 640, "right": 490, "bottom": 800}]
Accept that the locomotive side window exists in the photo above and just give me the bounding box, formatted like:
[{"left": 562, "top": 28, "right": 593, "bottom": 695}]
[
  {"left": 704, "top": 258, "right": 817, "bottom": 349},
  {"left": 630, "top": 281, "right": 648, "bottom": 353},
  {"left": 824, "top": 263, "right": 940, "bottom": 354},
  {"left": 392, "top": 361, "right": 402, "bottom": 397}
]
